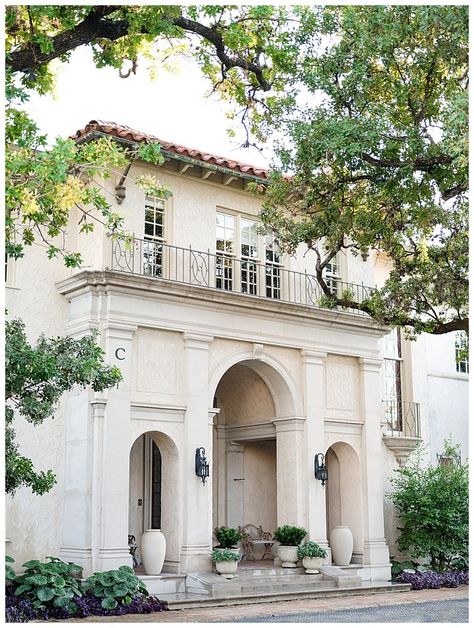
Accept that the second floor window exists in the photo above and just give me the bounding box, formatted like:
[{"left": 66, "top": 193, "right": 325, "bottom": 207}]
[
  {"left": 384, "top": 327, "right": 402, "bottom": 431},
  {"left": 323, "top": 255, "right": 341, "bottom": 296},
  {"left": 144, "top": 196, "right": 165, "bottom": 277},
  {"left": 215, "top": 211, "right": 281, "bottom": 297},
  {"left": 455, "top": 331, "right": 469, "bottom": 374}
]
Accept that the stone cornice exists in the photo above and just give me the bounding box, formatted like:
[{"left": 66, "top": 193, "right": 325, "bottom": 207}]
[{"left": 56, "top": 270, "right": 389, "bottom": 339}]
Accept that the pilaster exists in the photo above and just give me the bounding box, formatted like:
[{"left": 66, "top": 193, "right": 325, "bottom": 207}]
[
  {"left": 181, "top": 333, "right": 214, "bottom": 572},
  {"left": 359, "top": 356, "right": 391, "bottom": 573},
  {"left": 301, "top": 350, "right": 329, "bottom": 556},
  {"left": 274, "top": 417, "right": 306, "bottom": 526}
]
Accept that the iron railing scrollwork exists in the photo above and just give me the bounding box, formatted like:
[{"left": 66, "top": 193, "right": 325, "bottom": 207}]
[
  {"left": 111, "top": 237, "right": 375, "bottom": 316},
  {"left": 384, "top": 400, "right": 421, "bottom": 438}
]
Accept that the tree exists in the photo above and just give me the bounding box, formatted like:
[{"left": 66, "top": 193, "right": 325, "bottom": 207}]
[
  {"left": 5, "top": 317, "right": 122, "bottom": 496},
  {"left": 258, "top": 5, "right": 468, "bottom": 336},
  {"left": 389, "top": 441, "right": 468, "bottom": 572},
  {"left": 5, "top": 5, "right": 292, "bottom": 265}
]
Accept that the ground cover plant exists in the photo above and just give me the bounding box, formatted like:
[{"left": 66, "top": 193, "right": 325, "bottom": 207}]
[{"left": 5, "top": 557, "right": 166, "bottom": 623}]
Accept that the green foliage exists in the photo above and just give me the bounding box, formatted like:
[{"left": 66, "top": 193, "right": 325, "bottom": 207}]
[
  {"left": 260, "top": 5, "right": 468, "bottom": 336},
  {"left": 390, "top": 558, "right": 421, "bottom": 580},
  {"left": 5, "top": 5, "right": 294, "bottom": 266},
  {"left": 82, "top": 566, "right": 148, "bottom": 610},
  {"left": 214, "top": 526, "right": 242, "bottom": 548},
  {"left": 297, "top": 542, "right": 327, "bottom": 559},
  {"left": 273, "top": 525, "right": 307, "bottom": 546},
  {"left": 389, "top": 441, "right": 468, "bottom": 572},
  {"left": 5, "top": 316, "right": 122, "bottom": 495},
  {"left": 211, "top": 549, "right": 240, "bottom": 563},
  {"left": 13, "top": 557, "right": 82, "bottom": 613},
  {"left": 6, "top": 555, "right": 16, "bottom": 582}
]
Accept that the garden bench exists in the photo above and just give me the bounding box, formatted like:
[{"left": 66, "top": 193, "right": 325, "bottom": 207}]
[{"left": 238, "top": 524, "right": 274, "bottom": 561}]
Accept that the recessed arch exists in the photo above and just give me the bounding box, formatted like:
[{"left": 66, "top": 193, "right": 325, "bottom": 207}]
[
  {"left": 209, "top": 350, "right": 298, "bottom": 418},
  {"left": 129, "top": 430, "right": 180, "bottom": 571},
  {"left": 325, "top": 440, "right": 363, "bottom": 562}
]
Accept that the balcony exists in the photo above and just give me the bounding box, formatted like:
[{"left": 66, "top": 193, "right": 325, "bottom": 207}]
[
  {"left": 383, "top": 400, "right": 422, "bottom": 465},
  {"left": 111, "top": 237, "right": 374, "bottom": 316}
]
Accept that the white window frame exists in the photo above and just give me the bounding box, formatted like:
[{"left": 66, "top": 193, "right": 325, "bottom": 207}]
[
  {"left": 383, "top": 328, "right": 403, "bottom": 431},
  {"left": 215, "top": 209, "right": 283, "bottom": 298},
  {"left": 455, "top": 331, "right": 469, "bottom": 374},
  {"left": 143, "top": 195, "right": 167, "bottom": 277},
  {"left": 322, "top": 254, "right": 341, "bottom": 296}
]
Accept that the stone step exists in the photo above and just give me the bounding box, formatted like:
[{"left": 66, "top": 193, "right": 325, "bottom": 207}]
[
  {"left": 161, "top": 582, "right": 411, "bottom": 610},
  {"left": 138, "top": 573, "right": 187, "bottom": 595}
]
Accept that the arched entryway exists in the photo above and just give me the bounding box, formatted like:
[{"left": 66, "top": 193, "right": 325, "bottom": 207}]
[
  {"left": 325, "top": 441, "right": 363, "bottom": 564},
  {"left": 128, "top": 431, "right": 179, "bottom": 570},
  {"left": 211, "top": 357, "right": 299, "bottom": 555}
]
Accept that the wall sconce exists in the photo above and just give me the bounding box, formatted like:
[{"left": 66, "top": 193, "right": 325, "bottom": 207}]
[
  {"left": 314, "top": 453, "right": 328, "bottom": 487},
  {"left": 195, "top": 447, "right": 210, "bottom": 484}
]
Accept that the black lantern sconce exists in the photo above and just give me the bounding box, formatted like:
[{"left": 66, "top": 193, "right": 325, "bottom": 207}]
[
  {"left": 314, "top": 453, "right": 328, "bottom": 487},
  {"left": 195, "top": 447, "right": 210, "bottom": 484}
]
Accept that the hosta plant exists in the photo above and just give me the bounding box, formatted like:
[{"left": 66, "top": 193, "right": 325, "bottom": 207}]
[
  {"left": 297, "top": 542, "right": 327, "bottom": 559},
  {"left": 6, "top": 555, "right": 16, "bottom": 582},
  {"left": 211, "top": 549, "right": 240, "bottom": 563},
  {"left": 13, "top": 557, "right": 82, "bottom": 613},
  {"left": 82, "top": 565, "right": 148, "bottom": 610},
  {"left": 274, "top": 525, "right": 307, "bottom": 546}
]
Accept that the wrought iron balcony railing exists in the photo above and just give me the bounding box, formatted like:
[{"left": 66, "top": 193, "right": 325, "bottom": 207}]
[
  {"left": 111, "top": 238, "right": 375, "bottom": 315},
  {"left": 384, "top": 400, "right": 421, "bottom": 438}
]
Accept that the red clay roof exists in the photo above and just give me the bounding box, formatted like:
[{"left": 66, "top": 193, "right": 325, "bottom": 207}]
[{"left": 71, "top": 119, "right": 269, "bottom": 180}]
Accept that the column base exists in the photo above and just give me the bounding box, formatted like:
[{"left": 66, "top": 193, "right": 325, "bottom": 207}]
[
  {"left": 180, "top": 544, "right": 212, "bottom": 573},
  {"left": 363, "top": 539, "right": 390, "bottom": 566},
  {"left": 96, "top": 546, "right": 133, "bottom": 573},
  {"left": 59, "top": 546, "right": 93, "bottom": 578}
]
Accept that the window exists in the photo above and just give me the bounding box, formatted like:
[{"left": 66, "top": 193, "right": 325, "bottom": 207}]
[
  {"left": 215, "top": 211, "right": 282, "bottom": 297},
  {"left": 323, "top": 255, "right": 341, "bottom": 296},
  {"left": 143, "top": 196, "right": 165, "bottom": 277},
  {"left": 383, "top": 328, "right": 402, "bottom": 430},
  {"left": 455, "top": 332, "right": 469, "bottom": 374}
]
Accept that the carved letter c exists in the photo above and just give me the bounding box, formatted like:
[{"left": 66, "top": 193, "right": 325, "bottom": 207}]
[{"left": 115, "top": 347, "right": 126, "bottom": 360}]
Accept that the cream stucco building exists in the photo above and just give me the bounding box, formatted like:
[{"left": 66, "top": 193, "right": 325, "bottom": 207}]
[{"left": 6, "top": 120, "right": 468, "bottom": 584}]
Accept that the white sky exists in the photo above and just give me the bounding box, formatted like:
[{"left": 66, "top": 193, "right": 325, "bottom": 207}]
[{"left": 24, "top": 47, "right": 272, "bottom": 169}]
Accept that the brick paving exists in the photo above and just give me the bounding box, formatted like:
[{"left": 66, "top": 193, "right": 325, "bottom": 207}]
[{"left": 66, "top": 585, "right": 468, "bottom": 623}]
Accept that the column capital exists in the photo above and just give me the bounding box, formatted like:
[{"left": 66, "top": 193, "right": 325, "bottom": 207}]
[
  {"left": 273, "top": 417, "right": 306, "bottom": 433},
  {"left": 301, "top": 349, "right": 327, "bottom": 365},
  {"left": 102, "top": 322, "right": 137, "bottom": 340},
  {"left": 91, "top": 398, "right": 107, "bottom": 417},
  {"left": 359, "top": 356, "right": 383, "bottom": 372},
  {"left": 183, "top": 333, "right": 214, "bottom": 349}
]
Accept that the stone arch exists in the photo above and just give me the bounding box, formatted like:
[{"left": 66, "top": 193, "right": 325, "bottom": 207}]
[
  {"left": 209, "top": 350, "right": 298, "bottom": 418},
  {"left": 325, "top": 440, "right": 363, "bottom": 562},
  {"left": 129, "top": 430, "right": 180, "bottom": 571}
]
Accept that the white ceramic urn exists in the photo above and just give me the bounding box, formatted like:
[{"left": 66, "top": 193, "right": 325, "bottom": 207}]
[
  {"left": 215, "top": 560, "right": 239, "bottom": 579},
  {"left": 329, "top": 526, "right": 353, "bottom": 566},
  {"left": 140, "top": 529, "right": 166, "bottom": 575},
  {"left": 302, "top": 556, "right": 323, "bottom": 574},
  {"left": 277, "top": 545, "right": 299, "bottom": 568}
]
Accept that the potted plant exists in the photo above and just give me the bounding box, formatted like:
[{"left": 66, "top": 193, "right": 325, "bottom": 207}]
[
  {"left": 214, "top": 526, "right": 242, "bottom": 549},
  {"left": 273, "top": 525, "right": 307, "bottom": 568},
  {"left": 297, "top": 541, "right": 327, "bottom": 573},
  {"left": 211, "top": 548, "right": 240, "bottom": 578}
]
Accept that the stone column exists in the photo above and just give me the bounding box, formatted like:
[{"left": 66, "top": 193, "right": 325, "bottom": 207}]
[
  {"left": 90, "top": 398, "right": 107, "bottom": 573},
  {"left": 181, "top": 333, "right": 214, "bottom": 573},
  {"left": 95, "top": 323, "right": 136, "bottom": 572},
  {"left": 274, "top": 418, "right": 306, "bottom": 526},
  {"left": 359, "top": 357, "right": 391, "bottom": 579},
  {"left": 301, "top": 350, "right": 330, "bottom": 558}
]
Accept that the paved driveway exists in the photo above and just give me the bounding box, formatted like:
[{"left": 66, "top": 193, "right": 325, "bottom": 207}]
[{"left": 222, "top": 598, "right": 468, "bottom": 623}]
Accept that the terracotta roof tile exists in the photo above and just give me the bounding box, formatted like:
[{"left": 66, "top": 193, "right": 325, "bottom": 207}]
[{"left": 71, "top": 119, "right": 269, "bottom": 180}]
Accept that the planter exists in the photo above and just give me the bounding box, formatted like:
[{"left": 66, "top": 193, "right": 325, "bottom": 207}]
[
  {"left": 329, "top": 526, "right": 353, "bottom": 566},
  {"left": 215, "top": 560, "right": 238, "bottom": 579},
  {"left": 140, "top": 529, "right": 166, "bottom": 575},
  {"left": 277, "top": 545, "right": 299, "bottom": 568},
  {"left": 302, "top": 556, "right": 323, "bottom": 574}
]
